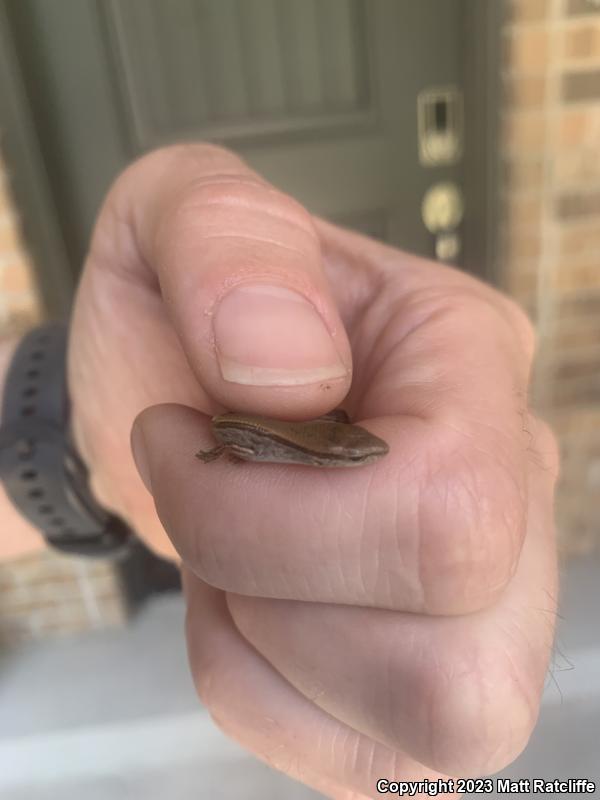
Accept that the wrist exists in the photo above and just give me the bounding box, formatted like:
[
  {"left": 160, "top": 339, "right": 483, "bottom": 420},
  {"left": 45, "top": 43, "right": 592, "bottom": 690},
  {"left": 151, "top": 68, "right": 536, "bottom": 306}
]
[
  {"left": 0, "top": 335, "right": 46, "bottom": 560},
  {"left": 67, "top": 342, "right": 178, "bottom": 562}
]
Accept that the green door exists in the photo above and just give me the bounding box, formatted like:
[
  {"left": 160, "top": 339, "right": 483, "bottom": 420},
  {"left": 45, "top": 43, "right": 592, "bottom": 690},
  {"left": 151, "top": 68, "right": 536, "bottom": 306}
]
[{"left": 3, "top": 0, "right": 500, "bottom": 316}]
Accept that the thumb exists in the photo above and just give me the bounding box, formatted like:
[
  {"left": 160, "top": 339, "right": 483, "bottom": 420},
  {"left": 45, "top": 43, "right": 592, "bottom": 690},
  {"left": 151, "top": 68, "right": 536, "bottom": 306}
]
[{"left": 99, "top": 143, "right": 352, "bottom": 419}]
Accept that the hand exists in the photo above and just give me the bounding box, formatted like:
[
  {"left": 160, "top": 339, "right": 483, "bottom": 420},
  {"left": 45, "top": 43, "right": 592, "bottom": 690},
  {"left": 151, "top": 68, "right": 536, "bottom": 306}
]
[{"left": 72, "top": 143, "right": 559, "bottom": 798}]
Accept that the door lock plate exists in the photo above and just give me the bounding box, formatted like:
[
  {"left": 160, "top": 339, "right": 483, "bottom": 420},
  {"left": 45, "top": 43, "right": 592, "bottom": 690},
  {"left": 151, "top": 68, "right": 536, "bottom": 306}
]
[{"left": 417, "top": 86, "right": 464, "bottom": 166}]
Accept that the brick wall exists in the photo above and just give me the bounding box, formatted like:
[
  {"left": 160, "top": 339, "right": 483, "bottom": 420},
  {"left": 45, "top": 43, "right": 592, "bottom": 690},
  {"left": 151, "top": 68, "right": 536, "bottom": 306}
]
[
  {"left": 0, "top": 161, "right": 43, "bottom": 334},
  {"left": 501, "top": 0, "right": 600, "bottom": 556},
  {"left": 0, "top": 549, "right": 127, "bottom": 646},
  {"left": 0, "top": 151, "right": 128, "bottom": 645}
]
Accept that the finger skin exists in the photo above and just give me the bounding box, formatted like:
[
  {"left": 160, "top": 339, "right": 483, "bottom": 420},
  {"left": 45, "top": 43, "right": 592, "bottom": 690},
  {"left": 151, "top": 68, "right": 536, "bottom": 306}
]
[
  {"left": 91, "top": 143, "right": 353, "bottom": 418},
  {"left": 68, "top": 143, "right": 357, "bottom": 558},
  {"left": 183, "top": 569, "right": 458, "bottom": 800},
  {"left": 113, "top": 142, "right": 538, "bottom": 611},
  {"left": 135, "top": 400, "right": 526, "bottom": 614},
  {"left": 316, "top": 216, "right": 538, "bottom": 613},
  {"left": 183, "top": 420, "right": 558, "bottom": 780},
  {"left": 73, "top": 143, "right": 536, "bottom": 609},
  {"left": 62, "top": 141, "right": 559, "bottom": 793},
  {"left": 226, "top": 428, "right": 558, "bottom": 776},
  {"left": 76, "top": 143, "right": 561, "bottom": 791}
]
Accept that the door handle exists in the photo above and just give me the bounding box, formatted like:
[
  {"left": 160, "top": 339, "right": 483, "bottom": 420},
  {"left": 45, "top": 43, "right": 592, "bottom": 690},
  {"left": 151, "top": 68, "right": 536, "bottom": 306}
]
[{"left": 421, "top": 182, "right": 464, "bottom": 262}]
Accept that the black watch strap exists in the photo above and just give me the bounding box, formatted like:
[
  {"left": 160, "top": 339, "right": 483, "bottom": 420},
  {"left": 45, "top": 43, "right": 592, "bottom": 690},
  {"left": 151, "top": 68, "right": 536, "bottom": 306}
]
[{"left": 0, "top": 321, "right": 132, "bottom": 558}]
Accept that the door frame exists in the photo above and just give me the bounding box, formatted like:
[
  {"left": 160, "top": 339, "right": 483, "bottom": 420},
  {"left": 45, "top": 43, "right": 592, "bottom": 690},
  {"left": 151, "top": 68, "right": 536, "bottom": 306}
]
[
  {"left": 0, "top": 0, "right": 502, "bottom": 319},
  {"left": 462, "top": 0, "right": 502, "bottom": 286},
  {"left": 0, "top": 1, "right": 73, "bottom": 319}
]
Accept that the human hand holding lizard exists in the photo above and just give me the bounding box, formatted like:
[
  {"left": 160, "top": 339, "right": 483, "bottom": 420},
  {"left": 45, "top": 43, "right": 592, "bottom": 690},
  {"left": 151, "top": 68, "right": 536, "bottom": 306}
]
[{"left": 58, "top": 143, "right": 558, "bottom": 797}]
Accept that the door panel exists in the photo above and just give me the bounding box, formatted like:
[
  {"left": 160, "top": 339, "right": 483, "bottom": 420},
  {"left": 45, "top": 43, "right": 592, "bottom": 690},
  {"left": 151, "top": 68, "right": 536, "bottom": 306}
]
[
  {"left": 104, "top": 0, "right": 463, "bottom": 258},
  {"left": 6, "top": 0, "right": 495, "bottom": 286},
  {"left": 106, "top": 0, "right": 372, "bottom": 146}
]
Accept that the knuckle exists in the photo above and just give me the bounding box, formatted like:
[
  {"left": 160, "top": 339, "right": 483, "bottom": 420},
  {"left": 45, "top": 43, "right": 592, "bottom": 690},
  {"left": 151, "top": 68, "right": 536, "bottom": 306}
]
[
  {"left": 406, "top": 286, "right": 536, "bottom": 366},
  {"left": 452, "top": 279, "right": 537, "bottom": 361},
  {"left": 114, "top": 142, "right": 241, "bottom": 200},
  {"left": 418, "top": 439, "right": 526, "bottom": 614},
  {"left": 445, "top": 285, "right": 537, "bottom": 363},
  {"left": 163, "top": 170, "right": 315, "bottom": 244},
  {"left": 159, "top": 174, "right": 259, "bottom": 242},
  {"left": 424, "top": 635, "right": 538, "bottom": 775}
]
